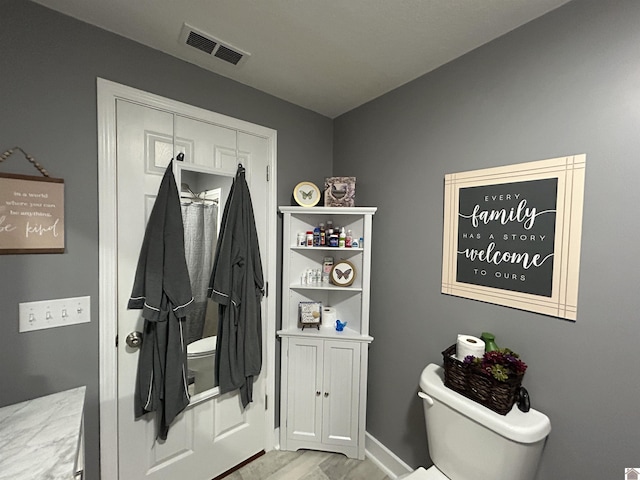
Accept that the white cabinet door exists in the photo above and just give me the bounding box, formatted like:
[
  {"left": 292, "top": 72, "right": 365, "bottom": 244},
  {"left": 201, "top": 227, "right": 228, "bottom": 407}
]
[
  {"left": 285, "top": 338, "right": 360, "bottom": 453},
  {"left": 286, "top": 337, "right": 323, "bottom": 445},
  {"left": 322, "top": 340, "right": 360, "bottom": 449}
]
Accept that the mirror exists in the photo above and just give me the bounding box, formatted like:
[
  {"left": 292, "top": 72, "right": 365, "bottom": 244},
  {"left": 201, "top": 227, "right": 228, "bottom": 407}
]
[{"left": 177, "top": 166, "right": 234, "bottom": 398}]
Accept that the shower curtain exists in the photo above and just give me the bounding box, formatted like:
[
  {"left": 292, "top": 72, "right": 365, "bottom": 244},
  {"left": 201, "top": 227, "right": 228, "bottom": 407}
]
[{"left": 181, "top": 201, "right": 218, "bottom": 345}]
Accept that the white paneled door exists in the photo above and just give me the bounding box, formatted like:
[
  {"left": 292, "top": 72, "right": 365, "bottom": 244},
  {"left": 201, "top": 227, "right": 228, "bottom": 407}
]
[{"left": 98, "top": 79, "right": 277, "bottom": 480}]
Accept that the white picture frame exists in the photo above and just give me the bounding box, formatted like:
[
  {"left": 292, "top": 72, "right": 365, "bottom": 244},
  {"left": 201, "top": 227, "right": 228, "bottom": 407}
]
[
  {"left": 293, "top": 181, "right": 321, "bottom": 207},
  {"left": 441, "top": 155, "right": 586, "bottom": 320}
]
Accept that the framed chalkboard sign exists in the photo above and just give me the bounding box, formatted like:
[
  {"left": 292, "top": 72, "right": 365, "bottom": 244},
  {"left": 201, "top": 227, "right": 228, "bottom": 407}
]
[{"left": 441, "top": 155, "right": 585, "bottom": 320}]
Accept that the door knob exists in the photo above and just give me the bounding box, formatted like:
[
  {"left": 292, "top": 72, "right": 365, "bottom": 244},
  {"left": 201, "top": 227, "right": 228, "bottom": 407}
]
[{"left": 126, "top": 331, "right": 143, "bottom": 348}]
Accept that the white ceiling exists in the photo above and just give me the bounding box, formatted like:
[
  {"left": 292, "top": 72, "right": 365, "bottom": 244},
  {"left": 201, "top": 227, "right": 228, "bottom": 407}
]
[{"left": 32, "top": 0, "right": 571, "bottom": 118}]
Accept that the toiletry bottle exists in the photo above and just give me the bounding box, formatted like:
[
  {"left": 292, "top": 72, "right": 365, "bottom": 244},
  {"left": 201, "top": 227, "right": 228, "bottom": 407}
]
[
  {"left": 339, "top": 227, "right": 346, "bottom": 248},
  {"left": 322, "top": 256, "right": 334, "bottom": 283},
  {"left": 313, "top": 225, "right": 321, "bottom": 246},
  {"left": 481, "top": 332, "right": 499, "bottom": 352},
  {"left": 345, "top": 229, "right": 353, "bottom": 248},
  {"left": 306, "top": 231, "right": 313, "bottom": 247},
  {"left": 297, "top": 232, "right": 305, "bottom": 247},
  {"left": 319, "top": 223, "right": 326, "bottom": 246}
]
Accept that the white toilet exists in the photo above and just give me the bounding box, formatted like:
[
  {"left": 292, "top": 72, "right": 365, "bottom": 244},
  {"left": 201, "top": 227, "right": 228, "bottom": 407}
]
[
  {"left": 405, "top": 363, "right": 551, "bottom": 480},
  {"left": 187, "top": 335, "right": 217, "bottom": 395}
]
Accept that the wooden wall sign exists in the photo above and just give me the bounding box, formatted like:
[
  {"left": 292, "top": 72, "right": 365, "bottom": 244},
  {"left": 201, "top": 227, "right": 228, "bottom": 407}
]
[
  {"left": 441, "top": 155, "right": 585, "bottom": 320},
  {"left": 0, "top": 173, "right": 65, "bottom": 254}
]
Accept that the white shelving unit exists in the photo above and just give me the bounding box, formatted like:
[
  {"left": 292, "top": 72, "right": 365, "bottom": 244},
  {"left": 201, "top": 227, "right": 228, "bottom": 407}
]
[{"left": 278, "top": 206, "right": 376, "bottom": 459}]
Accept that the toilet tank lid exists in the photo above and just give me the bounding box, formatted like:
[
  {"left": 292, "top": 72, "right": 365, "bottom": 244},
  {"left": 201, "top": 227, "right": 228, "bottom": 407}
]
[
  {"left": 419, "top": 364, "right": 551, "bottom": 444},
  {"left": 187, "top": 336, "right": 217, "bottom": 356}
]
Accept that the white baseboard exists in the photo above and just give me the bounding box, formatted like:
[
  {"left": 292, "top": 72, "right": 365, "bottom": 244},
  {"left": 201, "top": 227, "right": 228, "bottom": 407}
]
[
  {"left": 272, "top": 427, "right": 280, "bottom": 451},
  {"left": 365, "top": 431, "right": 413, "bottom": 479}
]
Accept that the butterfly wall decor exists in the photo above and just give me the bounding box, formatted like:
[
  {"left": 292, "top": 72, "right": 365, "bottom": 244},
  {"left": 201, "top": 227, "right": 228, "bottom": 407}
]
[
  {"left": 334, "top": 268, "right": 352, "bottom": 280},
  {"left": 330, "top": 260, "right": 356, "bottom": 287},
  {"left": 293, "top": 181, "right": 320, "bottom": 207}
]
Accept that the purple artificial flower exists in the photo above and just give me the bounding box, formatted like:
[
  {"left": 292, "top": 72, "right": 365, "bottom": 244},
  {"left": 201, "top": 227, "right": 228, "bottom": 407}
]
[{"left": 472, "top": 347, "right": 528, "bottom": 381}]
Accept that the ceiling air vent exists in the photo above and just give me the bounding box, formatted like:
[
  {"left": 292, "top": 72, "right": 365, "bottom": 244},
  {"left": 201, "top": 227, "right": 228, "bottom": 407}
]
[
  {"left": 186, "top": 31, "right": 217, "bottom": 54},
  {"left": 180, "top": 23, "right": 250, "bottom": 67},
  {"left": 214, "top": 45, "right": 244, "bottom": 65}
]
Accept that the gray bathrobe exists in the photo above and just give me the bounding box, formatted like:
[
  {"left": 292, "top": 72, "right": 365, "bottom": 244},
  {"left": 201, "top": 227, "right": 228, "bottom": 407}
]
[
  {"left": 128, "top": 161, "right": 194, "bottom": 440},
  {"left": 208, "top": 165, "right": 264, "bottom": 408}
]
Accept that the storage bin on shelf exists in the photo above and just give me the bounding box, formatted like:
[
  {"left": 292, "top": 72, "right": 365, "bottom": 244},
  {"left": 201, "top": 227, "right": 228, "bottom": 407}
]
[{"left": 441, "top": 344, "right": 524, "bottom": 415}]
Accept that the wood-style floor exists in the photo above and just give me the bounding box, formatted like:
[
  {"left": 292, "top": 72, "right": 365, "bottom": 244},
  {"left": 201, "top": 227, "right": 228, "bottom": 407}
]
[{"left": 223, "top": 449, "right": 391, "bottom": 480}]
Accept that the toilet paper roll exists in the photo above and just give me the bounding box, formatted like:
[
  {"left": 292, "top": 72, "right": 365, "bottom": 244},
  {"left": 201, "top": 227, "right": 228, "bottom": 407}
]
[
  {"left": 456, "top": 334, "right": 485, "bottom": 361},
  {"left": 322, "top": 307, "right": 337, "bottom": 324}
]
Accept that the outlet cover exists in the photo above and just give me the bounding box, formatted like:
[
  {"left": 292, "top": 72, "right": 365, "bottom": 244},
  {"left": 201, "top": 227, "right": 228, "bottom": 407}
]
[{"left": 19, "top": 296, "right": 91, "bottom": 332}]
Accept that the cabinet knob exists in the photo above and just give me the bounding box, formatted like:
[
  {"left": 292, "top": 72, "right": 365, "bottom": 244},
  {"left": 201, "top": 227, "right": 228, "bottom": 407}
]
[
  {"left": 316, "top": 391, "right": 321, "bottom": 396},
  {"left": 324, "top": 392, "right": 329, "bottom": 397}
]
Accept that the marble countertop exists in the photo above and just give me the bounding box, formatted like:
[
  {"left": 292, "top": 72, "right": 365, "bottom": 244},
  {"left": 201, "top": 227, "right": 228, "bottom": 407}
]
[{"left": 0, "top": 386, "right": 86, "bottom": 480}]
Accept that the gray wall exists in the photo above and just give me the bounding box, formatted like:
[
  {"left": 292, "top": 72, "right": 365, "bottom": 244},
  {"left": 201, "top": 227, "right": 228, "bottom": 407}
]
[
  {"left": 0, "top": 1, "right": 332, "bottom": 478},
  {"left": 4, "top": 0, "right": 639, "bottom": 479},
  {"left": 334, "top": 0, "right": 640, "bottom": 478}
]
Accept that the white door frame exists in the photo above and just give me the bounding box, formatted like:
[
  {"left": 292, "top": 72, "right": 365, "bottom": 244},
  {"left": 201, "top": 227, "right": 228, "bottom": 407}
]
[{"left": 97, "top": 78, "right": 278, "bottom": 480}]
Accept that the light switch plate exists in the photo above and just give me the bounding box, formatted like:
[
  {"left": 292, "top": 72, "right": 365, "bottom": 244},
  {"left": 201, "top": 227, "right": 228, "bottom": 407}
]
[{"left": 19, "top": 296, "right": 91, "bottom": 332}]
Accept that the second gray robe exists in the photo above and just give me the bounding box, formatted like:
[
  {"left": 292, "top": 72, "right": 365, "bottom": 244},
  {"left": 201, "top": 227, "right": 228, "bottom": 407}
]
[{"left": 208, "top": 165, "right": 264, "bottom": 408}]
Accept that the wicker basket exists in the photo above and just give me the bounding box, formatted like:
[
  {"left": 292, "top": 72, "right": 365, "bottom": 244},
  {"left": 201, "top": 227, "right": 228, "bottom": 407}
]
[{"left": 442, "top": 344, "right": 523, "bottom": 415}]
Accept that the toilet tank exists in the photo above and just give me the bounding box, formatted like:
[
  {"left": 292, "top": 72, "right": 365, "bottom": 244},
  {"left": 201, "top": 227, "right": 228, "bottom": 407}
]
[{"left": 419, "top": 364, "right": 551, "bottom": 480}]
